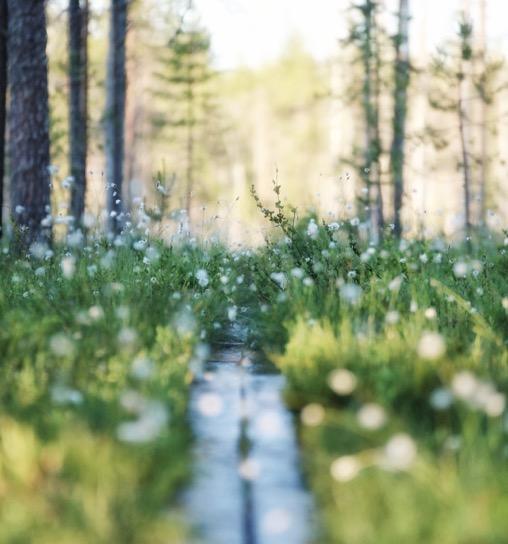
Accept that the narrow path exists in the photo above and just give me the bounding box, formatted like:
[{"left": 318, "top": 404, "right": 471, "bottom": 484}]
[{"left": 182, "top": 335, "right": 313, "bottom": 544}]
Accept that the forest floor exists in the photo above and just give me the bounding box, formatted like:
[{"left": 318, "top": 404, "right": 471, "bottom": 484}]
[{"left": 0, "top": 214, "right": 507, "bottom": 543}]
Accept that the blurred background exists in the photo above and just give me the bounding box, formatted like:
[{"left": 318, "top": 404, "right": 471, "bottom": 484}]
[{"left": 46, "top": 0, "right": 508, "bottom": 244}]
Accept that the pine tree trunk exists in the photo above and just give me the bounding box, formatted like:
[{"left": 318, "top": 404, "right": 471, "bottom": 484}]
[
  {"left": 372, "top": 8, "right": 384, "bottom": 237},
  {"left": 361, "top": 0, "right": 382, "bottom": 243},
  {"left": 390, "top": 0, "right": 410, "bottom": 238},
  {"left": 458, "top": 74, "right": 472, "bottom": 243},
  {"left": 361, "top": 2, "right": 373, "bottom": 229},
  {"left": 478, "top": 0, "right": 487, "bottom": 227},
  {"left": 8, "top": 0, "right": 52, "bottom": 248},
  {"left": 185, "top": 71, "right": 194, "bottom": 224},
  {"left": 68, "top": 0, "right": 88, "bottom": 230},
  {"left": 0, "top": 0, "right": 7, "bottom": 238},
  {"left": 105, "top": 0, "right": 128, "bottom": 236}
]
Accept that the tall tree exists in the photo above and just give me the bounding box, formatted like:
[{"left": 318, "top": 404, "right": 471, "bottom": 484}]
[
  {"left": 390, "top": 0, "right": 410, "bottom": 238},
  {"left": 347, "top": 0, "right": 385, "bottom": 242},
  {"left": 430, "top": 16, "right": 477, "bottom": 244},
  {"left": 68, "top": 0, "right": 89, "bottom": 230},
  {"left": 0, "top": 0, "right": 6, "bottom": 239},
  {"left": 457, "top": 18, "right": 473, "bottom": 242},
  {"left": 478, "top": 0, "right": 487, "bottom": 226},
  {"left": 104, "top": 0, "right": 128, "bottom": 236},
  {"left": 153, "top": 21, "right": 213, "bottom": 224},
  {"left": 8, "top": 0, "right": 52, "bottom": 247}
]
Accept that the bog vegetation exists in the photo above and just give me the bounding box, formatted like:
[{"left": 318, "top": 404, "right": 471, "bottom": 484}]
[{"left": 0, "top": 0, "right": 507, "bottom": 543}]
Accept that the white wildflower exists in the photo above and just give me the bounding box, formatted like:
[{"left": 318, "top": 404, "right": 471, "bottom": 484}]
[
  {"left": 291, "top": 267, "right": 304, "bottom": 279},
  {"left": 330, "top": 455, "right": 361, "bottom": 482},
  {"left": 270, "top": 272, "right": 287, "bottom": 289},
  {"left": 453, "top": 261, "right": 468, "bottom": 278},
  {"left": 451, "top": 371, "right": 478, "bottom": 401},
  {"left": 382, "top": 433, "right": 417, "bottom": 471},
  {"left": 195, "top": 269, "right": 209, "bottom": 287},
  {"left": 227, "top": 306, "right": 237, "bottom": 322},
  {"left": 339, "top": 283, "right": 362, "bottom": 305},
  {"left": 51, "top": 384, "right": 83, "bottom": 405},
  {"left": 307, "top": 219, "right": 319, "bottom": 239},
  {"left": 49, "top": 333, "right": 75, "bottom": 357},
  {"left": 385, "top": 311, "right": 400, "bottom": 325},
  {"left": 388, "top": 276, "right": 403, "bottom": 292},
  {"left": 417, "top": 331, "right": 445, "bottom": 360},
  {"left": 61, "top": 256, "right": 76, "bottom": 279},
  {"left": 357, "top": 403, "right": 387, "bottom": 430},
  {"left": 301, "top": 403, "right": 325, "bottom": 427},
  {"left": 328, "top": 369, "right": 357, "bottom": 395},
  {"left": 424, "top": 307, "right": 437, "bottom": 320}
]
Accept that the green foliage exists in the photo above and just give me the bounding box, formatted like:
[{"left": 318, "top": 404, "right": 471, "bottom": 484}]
[
  {"left": 0, "top": 240, "right": 234, "bottom": 542},
  {"left": 240, "top": 197, "right": 508, "bottom": 543}
]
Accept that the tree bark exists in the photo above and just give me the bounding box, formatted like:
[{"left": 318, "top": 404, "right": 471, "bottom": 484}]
[
  {"left": 372, "top": 6, "right": 384, "bottom": 237},
  {"left": 8, "top": 0, "right": 52, "bottom": 248},
  {"left": 458, "top": 74, "right": 472, "bottom": 243},
  {"left": 105, "top": 0, "right": 128, "bottom": 236},
  {"left": 360, "top": 0, "right": 383, "bottom": 243},
  {"left": 390, "top": 0, "right": 410, "bottom": 238},
  {"left": 0, "top": 0, "right": 7, "bottom": 238},
  {"left": 478, "top": 0, "right": 487, "bottom": 226},
  {"left": 68, "top": 0, "right": 88, "bottom": 230}
]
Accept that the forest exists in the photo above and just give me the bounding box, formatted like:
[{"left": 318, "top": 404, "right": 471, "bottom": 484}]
[{"left": 0, "top": 1, "right": 507, "bottom": 543}]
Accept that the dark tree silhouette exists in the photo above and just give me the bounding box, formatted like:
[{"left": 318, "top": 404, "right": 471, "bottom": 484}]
[
  {"left": 390, "top": 0, "right": 410, "bottom": 238},
  {"left": 105, "top": 0, "right": 128, "bottom": 236},
  {"left": 8, "top": 0, "right": 52, "bottom": 247},
  {"left": 0, "top": 0, "right": 7, "bottom": 238},
  {"left": 68, "top": 0, "right": 89, "bottom": 229}
]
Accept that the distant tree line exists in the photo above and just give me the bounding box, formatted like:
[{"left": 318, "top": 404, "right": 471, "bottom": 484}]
[{"left": 345, "top": 0, "right": 498, "bottom": 244}]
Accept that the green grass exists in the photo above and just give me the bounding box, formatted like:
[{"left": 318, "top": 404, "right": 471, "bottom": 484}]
[
  {"left": 1, "top": 214, "right": 507, "bottom": 543},
  {"left": 243, "top": 216, "right": 508, "bottom": 543},
  {"left": 0, "top": 240, "right": 234, "bottom": 543}
]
